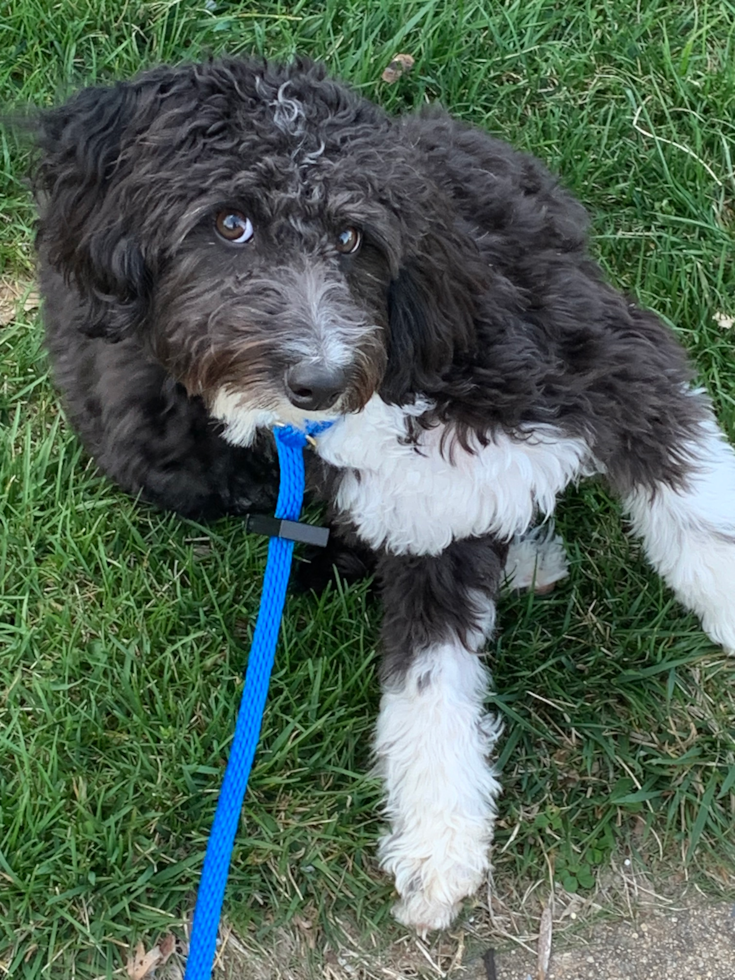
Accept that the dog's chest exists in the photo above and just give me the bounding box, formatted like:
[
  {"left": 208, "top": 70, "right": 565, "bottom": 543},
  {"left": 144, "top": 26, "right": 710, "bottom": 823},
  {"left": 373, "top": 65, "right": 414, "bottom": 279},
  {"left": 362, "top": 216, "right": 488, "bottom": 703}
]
[{"left": 316, "top": 396, "right": 592, "bottom": 556}]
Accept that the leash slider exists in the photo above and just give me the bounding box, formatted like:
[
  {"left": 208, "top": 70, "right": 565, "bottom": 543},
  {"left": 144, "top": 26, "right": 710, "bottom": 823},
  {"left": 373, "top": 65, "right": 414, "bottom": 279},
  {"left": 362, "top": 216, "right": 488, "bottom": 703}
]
[{"left": 246, "top": 514, "right": 330, "bottom": 548}]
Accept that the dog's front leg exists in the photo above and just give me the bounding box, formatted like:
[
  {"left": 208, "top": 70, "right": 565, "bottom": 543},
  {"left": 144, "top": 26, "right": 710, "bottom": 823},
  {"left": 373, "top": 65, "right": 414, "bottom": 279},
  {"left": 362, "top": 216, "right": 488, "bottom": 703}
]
[{"left": 373, "top": 536, "right": 505, "bottom": 934}]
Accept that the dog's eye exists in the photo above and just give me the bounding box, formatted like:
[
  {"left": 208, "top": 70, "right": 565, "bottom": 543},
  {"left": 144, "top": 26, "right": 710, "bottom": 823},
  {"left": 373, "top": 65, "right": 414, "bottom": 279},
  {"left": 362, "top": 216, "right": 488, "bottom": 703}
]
[
  {"left": 215, "top": 210, "right": 254, "bottom": 244},
  {"left": 335, "top": 227, "right": 362, "bottom": 254}
]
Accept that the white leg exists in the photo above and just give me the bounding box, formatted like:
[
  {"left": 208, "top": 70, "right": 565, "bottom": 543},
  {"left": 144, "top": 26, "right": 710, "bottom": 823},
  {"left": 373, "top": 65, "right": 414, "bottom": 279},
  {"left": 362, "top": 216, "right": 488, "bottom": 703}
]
[
  {"left": 624, "top": 412, "right": 735, "bottom": 652},
  {"left": 374, "top": 637, "right": 501, "bottom": 934}
]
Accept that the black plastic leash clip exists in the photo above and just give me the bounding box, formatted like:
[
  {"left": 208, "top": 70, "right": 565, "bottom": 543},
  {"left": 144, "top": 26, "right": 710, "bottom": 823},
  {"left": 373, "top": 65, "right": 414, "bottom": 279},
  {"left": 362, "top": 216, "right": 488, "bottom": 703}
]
[{"left": 246, "top": 514, "right": 330, "bottom": 548}]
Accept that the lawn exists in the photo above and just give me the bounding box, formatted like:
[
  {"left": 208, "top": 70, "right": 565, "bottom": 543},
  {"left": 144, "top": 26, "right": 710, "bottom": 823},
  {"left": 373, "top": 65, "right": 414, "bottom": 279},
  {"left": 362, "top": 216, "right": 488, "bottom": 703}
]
[{"left": 2, "top": 1, "right": 735, "bottom": 978}]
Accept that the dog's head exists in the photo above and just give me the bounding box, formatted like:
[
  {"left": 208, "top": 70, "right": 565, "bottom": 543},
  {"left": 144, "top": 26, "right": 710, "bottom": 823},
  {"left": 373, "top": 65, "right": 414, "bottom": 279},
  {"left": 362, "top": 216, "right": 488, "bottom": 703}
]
[{"left": 35, "top": 58, "right": 489, "bottom": 443}]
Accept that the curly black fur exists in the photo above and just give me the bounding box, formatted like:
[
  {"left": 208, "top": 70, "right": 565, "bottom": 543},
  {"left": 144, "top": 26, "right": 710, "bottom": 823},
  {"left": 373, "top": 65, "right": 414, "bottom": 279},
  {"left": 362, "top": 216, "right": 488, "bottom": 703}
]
[{"left": 34, "top": 56, "right": 705, "bottom": 521}]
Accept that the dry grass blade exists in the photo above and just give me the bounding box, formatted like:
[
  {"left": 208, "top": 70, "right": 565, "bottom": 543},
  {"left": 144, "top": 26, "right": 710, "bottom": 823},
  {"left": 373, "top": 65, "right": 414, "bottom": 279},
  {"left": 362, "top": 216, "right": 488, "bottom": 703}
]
[{"left": 536, "top": 903, "right": 553, "bottom": 980}]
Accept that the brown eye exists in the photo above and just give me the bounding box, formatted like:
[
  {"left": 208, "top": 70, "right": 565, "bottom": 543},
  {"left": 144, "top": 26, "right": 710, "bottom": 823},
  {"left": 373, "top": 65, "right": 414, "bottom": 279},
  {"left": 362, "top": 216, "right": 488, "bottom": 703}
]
[
  {"left": 215, "top": 210, "right": 254, "bottom": 244},
  {"left": 336, "top": 226, "right": 362, "bottom": 254}
]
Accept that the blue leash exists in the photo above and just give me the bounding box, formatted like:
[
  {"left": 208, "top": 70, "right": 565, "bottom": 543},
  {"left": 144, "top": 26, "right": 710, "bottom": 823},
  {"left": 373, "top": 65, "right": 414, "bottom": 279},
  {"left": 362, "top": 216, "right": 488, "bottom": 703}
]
[{"left": 184, "top": 421, "right": 332, "bottom": 980}]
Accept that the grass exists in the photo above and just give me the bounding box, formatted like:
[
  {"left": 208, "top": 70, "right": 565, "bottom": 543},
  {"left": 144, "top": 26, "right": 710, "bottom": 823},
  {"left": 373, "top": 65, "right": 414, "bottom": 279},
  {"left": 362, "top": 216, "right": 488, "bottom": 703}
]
[{"left": 2, "top": 0, "right": 735, "bottom": 976}]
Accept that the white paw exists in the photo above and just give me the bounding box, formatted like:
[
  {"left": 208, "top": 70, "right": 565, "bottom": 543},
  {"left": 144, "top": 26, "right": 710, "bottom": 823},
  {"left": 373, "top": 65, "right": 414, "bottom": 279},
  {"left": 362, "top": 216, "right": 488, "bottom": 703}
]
[
  {"left": 378, "top": 802, "right": 494, "bottom": 935},
  {"left": 383, "top": 848, "right": 488, "bottom": 935},
  {"left": 504, "top": 523, "right": 569, "bottom": 594},
  {"left": 700, "top": 606, "right": 735, "bottom": 655}
]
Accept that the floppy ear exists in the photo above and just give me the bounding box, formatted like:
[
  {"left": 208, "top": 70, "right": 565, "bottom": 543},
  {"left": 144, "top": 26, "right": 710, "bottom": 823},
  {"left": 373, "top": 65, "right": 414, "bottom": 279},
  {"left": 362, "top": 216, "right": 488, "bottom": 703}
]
[
  {"left": 381, "top": 227, "right": 488, "bottom": 401},
  {"left": 35, "top": 82, "right": 150, "bottom": 341}
]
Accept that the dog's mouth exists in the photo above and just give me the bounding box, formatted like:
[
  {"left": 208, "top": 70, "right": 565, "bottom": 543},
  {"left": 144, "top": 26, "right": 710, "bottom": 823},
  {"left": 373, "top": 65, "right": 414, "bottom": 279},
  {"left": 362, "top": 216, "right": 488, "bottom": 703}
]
[
  {"left": 207, "top": 373, "right": 374, "bottom": 448},
  {"left": 177, "top": 314, "right": 387, "bottom": 446}
]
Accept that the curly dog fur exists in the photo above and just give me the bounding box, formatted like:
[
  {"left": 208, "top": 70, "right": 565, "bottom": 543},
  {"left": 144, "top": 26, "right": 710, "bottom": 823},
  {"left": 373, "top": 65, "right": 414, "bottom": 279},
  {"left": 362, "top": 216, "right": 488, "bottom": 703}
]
[{"left": 34, "top": 57, "right": 735, "bottom": 932}]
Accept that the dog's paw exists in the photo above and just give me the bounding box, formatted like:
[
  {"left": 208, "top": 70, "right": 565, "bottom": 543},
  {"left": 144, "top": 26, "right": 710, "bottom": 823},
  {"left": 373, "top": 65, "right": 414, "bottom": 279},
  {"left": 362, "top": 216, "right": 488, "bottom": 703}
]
[
  {"left": 503, "top": 523, "right": 569, "bottom": 594},
  {"left": 379, "top": 822, "right": 490, "bottom": 935},
  {"left": 387, "top": 856, "right": 485, "bottom": 935},
  {"left": 392, "top": 892, "right": 461, "bottom": 936},
  {"left": 701, "top": 608, "right": 735, "bottom": 655}
]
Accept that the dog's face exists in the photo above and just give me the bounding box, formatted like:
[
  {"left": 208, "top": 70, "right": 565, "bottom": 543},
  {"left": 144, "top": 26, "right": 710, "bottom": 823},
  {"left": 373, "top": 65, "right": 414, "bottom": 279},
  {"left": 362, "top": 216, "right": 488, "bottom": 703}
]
[
  {"left": 147, "top": 103, "right": 397, "bottom": 443},
  {"left": 35, "top": 59, "right": 487, "bottom": 441}
]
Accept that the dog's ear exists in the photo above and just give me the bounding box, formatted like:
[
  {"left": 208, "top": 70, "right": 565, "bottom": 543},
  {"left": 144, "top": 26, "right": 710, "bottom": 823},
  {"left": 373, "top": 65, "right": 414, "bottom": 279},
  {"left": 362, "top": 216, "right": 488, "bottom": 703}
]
[
  {"left": 34, "top": 82, "right": 150, "bottom": 341},
  {"left": 382, "top": 228, "right": 487, "bottom": 400}
]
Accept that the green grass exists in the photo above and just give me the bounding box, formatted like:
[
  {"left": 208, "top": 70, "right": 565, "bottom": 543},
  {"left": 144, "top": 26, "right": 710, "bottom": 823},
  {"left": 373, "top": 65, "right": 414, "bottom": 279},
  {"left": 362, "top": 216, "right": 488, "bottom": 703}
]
[{"left": 2, "top": 1, "right": 735, "bottom": 976}]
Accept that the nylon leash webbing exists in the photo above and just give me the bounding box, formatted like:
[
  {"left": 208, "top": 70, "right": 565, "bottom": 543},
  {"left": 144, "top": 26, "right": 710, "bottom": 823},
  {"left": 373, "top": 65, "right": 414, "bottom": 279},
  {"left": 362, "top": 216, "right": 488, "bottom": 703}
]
[{"left": 184, "top": 421, "right": 332, "bottom": 980}]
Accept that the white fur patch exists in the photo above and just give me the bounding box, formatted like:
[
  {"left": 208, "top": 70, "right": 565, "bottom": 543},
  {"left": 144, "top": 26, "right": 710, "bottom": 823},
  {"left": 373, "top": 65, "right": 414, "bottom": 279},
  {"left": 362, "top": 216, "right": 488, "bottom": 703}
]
[
  {"left": 316, "top": 395, "right": 594, "bottom": 555},
  {"left": 211, "top": 387, "right": 337, "bottom": 448},
  {"left": 271, "top": 81, "right": 305, "bottom": 137},
  {"left": 211, "top": 389, "right": 280, "bottom": 447},
  {"left": 374, "top": 633, "right": 501, "bottom": 933},
  {"left": 625, "top": 411, "right": 735, "bottom": 652},
  {"left": 504, "top": 524, "right": 570, "bottom": 592}
]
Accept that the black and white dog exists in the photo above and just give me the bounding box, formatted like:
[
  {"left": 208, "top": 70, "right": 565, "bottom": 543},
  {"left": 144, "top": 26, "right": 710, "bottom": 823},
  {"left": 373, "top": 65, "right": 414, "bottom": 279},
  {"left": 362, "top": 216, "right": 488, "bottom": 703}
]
[{"left": 34, "top": 57, "right": 735, "bottom": 933}]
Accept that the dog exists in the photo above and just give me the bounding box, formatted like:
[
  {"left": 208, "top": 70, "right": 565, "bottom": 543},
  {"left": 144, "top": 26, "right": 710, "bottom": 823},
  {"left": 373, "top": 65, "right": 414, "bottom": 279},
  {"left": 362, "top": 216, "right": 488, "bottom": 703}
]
[{"left": 33, "top": 56, "right": 735, "bottom": 933}]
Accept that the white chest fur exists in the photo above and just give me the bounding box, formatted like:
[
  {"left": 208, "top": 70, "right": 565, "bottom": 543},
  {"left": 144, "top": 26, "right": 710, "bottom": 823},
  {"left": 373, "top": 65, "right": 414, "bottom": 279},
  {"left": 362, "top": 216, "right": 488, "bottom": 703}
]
[{"left": 316, "top": 395, "right": 594, "bottom": 556}]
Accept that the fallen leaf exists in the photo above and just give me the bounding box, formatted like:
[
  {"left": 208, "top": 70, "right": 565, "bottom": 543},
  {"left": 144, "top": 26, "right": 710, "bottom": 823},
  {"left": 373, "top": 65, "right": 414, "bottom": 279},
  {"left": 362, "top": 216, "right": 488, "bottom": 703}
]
[
  {"left": 0, "top": 278, "right": 39, "bottom": 327},
  {"left": 293, "top": 915, "right": 316, "bottom": 949},
  {"left": 158, "top": 933, "right": 176, "bottom": 964},
  {"left": 126, "top": 940, "right": 163, "bottom": 980},
  {"left": 536, "top": 903, "right": 553, "bottom": 980},
  {"left": 381, "top": 53, "right": 415, "bottom": 83},
  {"left": 713, "top": 310, "right": 734, "bottom": 330}
]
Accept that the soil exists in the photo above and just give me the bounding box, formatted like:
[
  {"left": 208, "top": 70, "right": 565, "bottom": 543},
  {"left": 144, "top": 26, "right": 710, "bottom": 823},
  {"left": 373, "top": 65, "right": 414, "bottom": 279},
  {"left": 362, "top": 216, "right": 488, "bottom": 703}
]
[{"left": 488, "top": 902, "right": 735, "bottom": 980}]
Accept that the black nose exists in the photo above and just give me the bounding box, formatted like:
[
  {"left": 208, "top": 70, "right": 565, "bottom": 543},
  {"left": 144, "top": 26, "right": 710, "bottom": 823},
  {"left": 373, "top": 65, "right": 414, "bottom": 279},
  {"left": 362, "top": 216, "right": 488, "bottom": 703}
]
[{"left": 285, "top": 362, "right": 347, "bottom": 411}]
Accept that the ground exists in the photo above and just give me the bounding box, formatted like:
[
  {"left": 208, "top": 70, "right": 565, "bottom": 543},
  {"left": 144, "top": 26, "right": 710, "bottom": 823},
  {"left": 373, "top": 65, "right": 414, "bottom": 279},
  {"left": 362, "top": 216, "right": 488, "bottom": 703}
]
[
  {"left": 501, "top": 903, "right": 735, "bottom": 980},
  {"left": 147, "top": 876, "right": 735, "bottom": 979}
]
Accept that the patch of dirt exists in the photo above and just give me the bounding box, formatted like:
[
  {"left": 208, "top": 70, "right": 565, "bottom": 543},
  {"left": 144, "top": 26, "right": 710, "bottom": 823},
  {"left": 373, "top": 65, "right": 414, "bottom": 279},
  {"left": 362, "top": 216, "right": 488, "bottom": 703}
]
[{"left": 496, "top": 903, "right": 735, "bottom": 980}]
